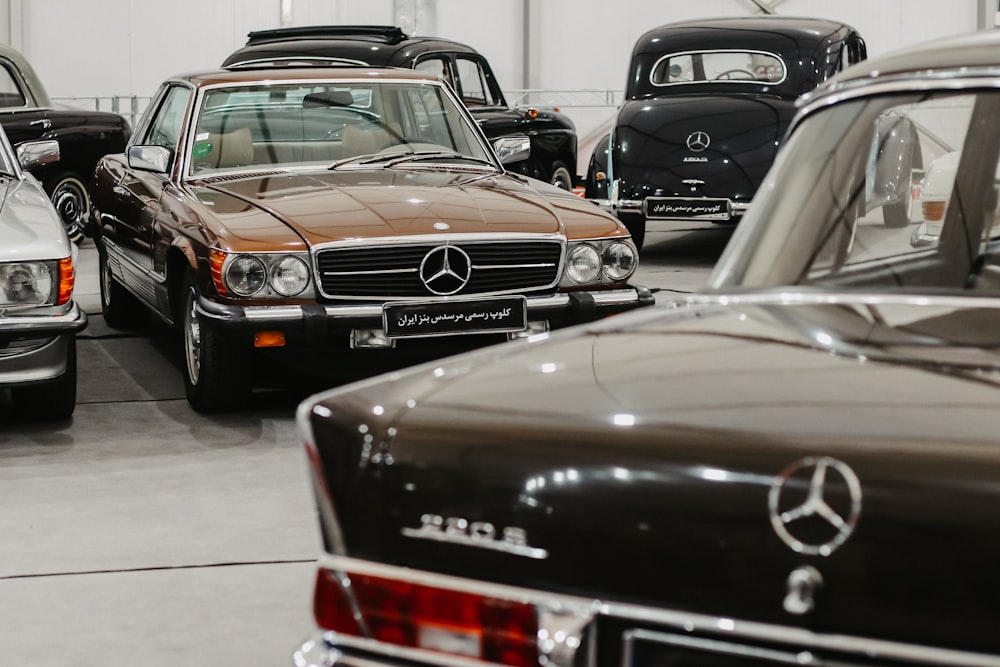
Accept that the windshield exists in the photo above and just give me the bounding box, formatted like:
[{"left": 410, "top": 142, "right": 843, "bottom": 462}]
[
  {"left": 188, "top": 80, "right": 493, "bottom": 176},
  {"left": 710, "top": 89, "right": 1000, "bottom": 296}
]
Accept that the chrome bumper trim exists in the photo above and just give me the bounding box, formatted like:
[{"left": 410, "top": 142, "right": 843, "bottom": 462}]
[
  {"left": 0, "top": 302, "right": 87, "bottom": 333},
  {"left": 201, "top": 289, "right": 646, "bottom": 324}
]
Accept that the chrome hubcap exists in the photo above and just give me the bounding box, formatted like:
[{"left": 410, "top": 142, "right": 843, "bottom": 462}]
[{"left": 184, "top": 288, "right": 201, "bottom": 384}]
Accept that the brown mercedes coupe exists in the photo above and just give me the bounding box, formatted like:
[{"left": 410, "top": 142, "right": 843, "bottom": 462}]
[{"left": 90, "top": 67, "right": 649, "bottom": 412}]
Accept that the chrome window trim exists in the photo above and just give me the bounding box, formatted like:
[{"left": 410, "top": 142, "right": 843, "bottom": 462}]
[
  {"left": 649, "top": 49, "right": 787, "bottom": 88},
  {"left": 795, "top": 74, "right": 1000, "bottom": 132},
  {"left": 313, "top": 555, "right": 1000, "bottom": 667}
]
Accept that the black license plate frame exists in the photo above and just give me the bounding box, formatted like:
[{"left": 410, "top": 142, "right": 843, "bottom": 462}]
[{"left": 383, "top": 296, "right": 528, "bottom": 339}]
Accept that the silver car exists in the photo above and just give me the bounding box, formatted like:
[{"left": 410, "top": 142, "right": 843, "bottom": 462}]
[{"left": 0, "top": 127, "right": 86, "bottom": 419}]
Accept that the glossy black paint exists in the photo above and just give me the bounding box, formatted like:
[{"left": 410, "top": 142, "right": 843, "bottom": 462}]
[
  {"left": 222, "top": 26, "right": 578, "bottom": 187},
  {"left": 307, "top": 299, "right": 1000, "bottom": 656},
  {"left": 0, "top": 45, "right": 130, "bottom": 242},
  {"left": 586, "top": 17, "right": 865, "bottom": 247}
]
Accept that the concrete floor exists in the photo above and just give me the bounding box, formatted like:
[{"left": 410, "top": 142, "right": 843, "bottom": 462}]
[{"left": 0, "top": 226, "right": 730, "bottom": 666}]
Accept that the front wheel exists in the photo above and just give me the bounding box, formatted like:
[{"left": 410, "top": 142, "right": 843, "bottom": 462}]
[
  {"left": 618, "top": 212, "right": 646, "bottom": 250},
  {"left": 99, "top": 247, "right": 149, "bottom": 329},
  {"left": 45, "top": 173, "right": 90, "bottom": 245},
  {"left": 181, "top": 271, "right": 250, "bottom": 413},
  {"left": 549, "top": 165, "right": 574, "bottom": 191}
]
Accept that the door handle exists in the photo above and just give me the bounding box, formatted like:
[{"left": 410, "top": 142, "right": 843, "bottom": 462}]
[{"left": 29, "top": 119, "right": 52, "bottom": 130}]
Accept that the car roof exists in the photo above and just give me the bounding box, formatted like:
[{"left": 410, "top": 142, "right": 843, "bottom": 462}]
[
  {"left": 222, "top": 25, "right": 481, "bottom": 68},
  {"left": 800, "top": 29, "right": 1000, "bottom": 111},
  {"left": 633, "top": 15, "right": 857, "bottom": 54},
  {"left": 173, "top": 65, "right": 443, "bottom": 88}
]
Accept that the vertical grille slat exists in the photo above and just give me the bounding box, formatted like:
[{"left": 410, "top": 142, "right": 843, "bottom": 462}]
[{"left": 316, "top": 240, "right": 563, "bottom": 299}]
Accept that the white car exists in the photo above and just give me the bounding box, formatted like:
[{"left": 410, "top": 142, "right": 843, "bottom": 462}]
[{"left": 0, "top": 128, "right": 86, "bottom": 419}]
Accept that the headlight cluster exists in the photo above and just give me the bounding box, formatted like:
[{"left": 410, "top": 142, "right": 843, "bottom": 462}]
[
  {"left": 210, "top": 249, "right": 314, "bottom": 298},
  {"left": 561, "top": 239, "right": 637, "bottom": 286},
  {"left": 0, "top": 262, "right": 59, "bottom": 308}
]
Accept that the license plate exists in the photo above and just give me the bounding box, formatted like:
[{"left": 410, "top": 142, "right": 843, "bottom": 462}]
[
  {"left": 384, "top": 296, "right": 527, "bottom": 338},
  {"left": 645, "top": 197, "right": 731, "bottom": 220}
]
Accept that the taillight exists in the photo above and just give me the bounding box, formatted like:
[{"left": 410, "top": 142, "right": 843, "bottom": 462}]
[
  {"left": 922, "top": 199, "right": 947, "bottom": 222},
  {"left": 57, "top": 257, "right": 74, "bottom": 306},
  {"left": 314, "top": 568, "right": 540, "bottom": 667}
]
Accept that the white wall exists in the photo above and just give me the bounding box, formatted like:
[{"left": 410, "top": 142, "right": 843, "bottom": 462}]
[{"left": 6, "top": 0, "right": 986, "bottom": 166}]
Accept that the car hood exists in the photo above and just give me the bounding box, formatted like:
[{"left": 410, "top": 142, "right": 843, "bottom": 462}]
[
  {"left": 0, "top": 176, "right": 72, "bottom": 261},
  {"left": 304, "top": 295, "right": 1000, "bottom": 653},
  {"left": 613, "top": 95, "right": 797, "bottom": 200},
  {"left": 193, "top": 168, "right": 619, "bottom": 246}
]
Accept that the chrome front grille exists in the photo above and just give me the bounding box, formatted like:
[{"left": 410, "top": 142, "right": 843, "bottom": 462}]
[{"left": 315, "top": 240, "right": 563, "bottom": 299}]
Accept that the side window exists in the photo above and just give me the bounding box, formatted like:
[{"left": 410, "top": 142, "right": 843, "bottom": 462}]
[
  {"left": 143, "top": 86, "right": 191, "bottom": 150},
  {"left": 0, "top": 64, "right": 26, "bottom": 108},
  {"left": 454, "top": 57, "right": 499, "bottom": 107},
  {"left": 414, "top": 57, "right": 447, "bottom": 81}
]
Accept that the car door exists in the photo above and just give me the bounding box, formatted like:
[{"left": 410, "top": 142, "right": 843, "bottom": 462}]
[
  {"left": 108, "top": 84, "right": 191, "bottom": 280},
  {"left": 0, "top": 56, "right": 50, "bottom": 145}
]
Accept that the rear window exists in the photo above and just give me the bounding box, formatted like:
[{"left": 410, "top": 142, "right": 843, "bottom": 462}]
[{"left": 651, "top": 50, "right": 786, "bottom": 86}]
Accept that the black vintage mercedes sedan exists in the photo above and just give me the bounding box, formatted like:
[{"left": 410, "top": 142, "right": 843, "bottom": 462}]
[
  {"left": 586, "top": 17, "right": 868, "bottom": 248},
  {"left": 0, "top": 43, "right": 130, "bottom": 243},
  {"left": 222, "top": 25, "right": 579, "bottom": 189},
  {"left": 294, "top": 28, "right": 1000, "bottom": 667}
]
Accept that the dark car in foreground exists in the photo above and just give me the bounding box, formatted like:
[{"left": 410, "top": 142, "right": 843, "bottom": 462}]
[
  {"left": 91, "top": 66, "right": 647, "bottom": 413},
  {"left": 295, "top": 29, "right": 1000, "bottom": 667},
  {"left": 0, "top": 43, "right": 130, "bottom": 243},
  {"left": 0, "top": 125, "right": 85, "bottom": 420},
  {"left": 586, "top": 17, "right": 868, "bottom": 248},
  {"left": 222, "top": 25, "right": 579, "bottom": 189}
]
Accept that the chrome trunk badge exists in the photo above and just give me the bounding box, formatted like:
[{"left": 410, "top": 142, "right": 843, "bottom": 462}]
[
  {"left": 686, "top": 131, "right": 711, "bottom": 151},
  {"left": 402, "top": 513, "right": 548, "bottom": 559},
  {"left": 768, "top": 456, "right": 862, "bottom": 556}
]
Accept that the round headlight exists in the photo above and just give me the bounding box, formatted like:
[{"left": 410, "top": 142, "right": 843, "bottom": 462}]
[
  {"left": 566, "top": 244, "right": 601, "bottom": 284},
  {"left": 604, "top": 241, "right": 637, "bottom": 280},
  {"left": 0, "top": 263, "right": 53, "bottom": 306},
  {"left": 225, "top": 255, "right": 266, "bottom": 296},
  {"left": 271, "top": 256, "right": 310, "bottom": 296}
]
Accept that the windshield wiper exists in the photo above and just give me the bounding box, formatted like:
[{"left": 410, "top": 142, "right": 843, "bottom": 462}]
[
  {"left": 384, "top": 151, "right": 494, "bottom": 167},
  {"left": 328, "top": 153, "right": 390, "bottom": 170}
]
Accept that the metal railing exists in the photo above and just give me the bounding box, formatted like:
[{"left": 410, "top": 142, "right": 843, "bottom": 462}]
[{"left": 52, "top": 96, "right": 152, "bottom": 128}]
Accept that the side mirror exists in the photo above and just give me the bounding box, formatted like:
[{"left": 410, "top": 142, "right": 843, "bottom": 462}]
[
  {"left": 492, "top": 135, "right": 530, "bottom": 165},
  {"left": 16, "top": 139, "right": 59, "bottom": 170},
  {"left": 128, "top": 145, "right": 172, "bottom": 173},
  {"left": 866, "top": 115, "right": 921, "bottom": 216}
]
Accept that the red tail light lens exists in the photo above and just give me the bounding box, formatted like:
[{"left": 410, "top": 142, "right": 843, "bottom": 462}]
[{"left": 314, "top": 568, "right": 539, "bottom": 667}]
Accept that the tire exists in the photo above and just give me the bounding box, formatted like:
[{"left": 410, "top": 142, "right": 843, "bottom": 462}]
[
  {"left": 13, "top": 337, "right": 77, "bottom": 420},
  {"left": 181, "top": 270, "right": 250, "bottom": 413},
  {"left": 619, "top": 213, "right": 646, "bottom": 250},
  {"left": 882, "top": 192, "right": 913, "bottom": 228},
  {"left": 99, "top": 246, "right": 149, "bottom": 329},
  {"left": 549, "top": 165, "right": 573, "bottom": 191},
  {"left": 45, "top": 172, "right": 90, "bottom": 245}
]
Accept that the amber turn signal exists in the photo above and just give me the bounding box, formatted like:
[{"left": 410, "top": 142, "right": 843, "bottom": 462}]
[
  {"left": 57, "top": 257, "right": 74, "bottom": 306},
  {"left": 254, "top": 331, "right": 286, "bottom": 348}
]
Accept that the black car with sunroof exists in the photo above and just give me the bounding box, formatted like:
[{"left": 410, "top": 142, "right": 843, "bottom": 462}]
[{"left": 223, "top": 25, "right": 578, "bottom": 190}]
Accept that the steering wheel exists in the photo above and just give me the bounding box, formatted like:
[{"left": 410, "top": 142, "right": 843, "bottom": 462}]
[{"left": 714, "top": 69, "right": 756, "bottom": 81}]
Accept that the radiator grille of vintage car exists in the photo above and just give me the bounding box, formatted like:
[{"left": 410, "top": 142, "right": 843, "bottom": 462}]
[{"left": 314, "top": 240, "right": 564, "bottom": 298}]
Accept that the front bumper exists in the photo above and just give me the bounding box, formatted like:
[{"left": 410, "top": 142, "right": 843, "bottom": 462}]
[
  {"left": 195, "top": 287, "right": 653, "bottom": 343},
  {"left": 0, "top": 302, "right": 86, "bottom": 384}
]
